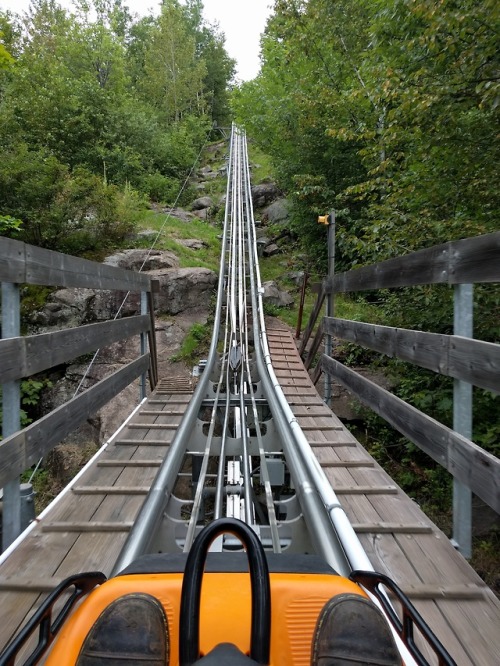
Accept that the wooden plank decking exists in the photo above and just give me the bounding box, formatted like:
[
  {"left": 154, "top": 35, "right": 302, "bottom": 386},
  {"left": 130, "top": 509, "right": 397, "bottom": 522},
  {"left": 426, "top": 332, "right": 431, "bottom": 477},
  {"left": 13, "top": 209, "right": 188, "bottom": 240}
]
[
  {"left": 1, "top": 324, "right": 499, "bottom": 665},
  {"left": 0, "top": 383, "right": 193, "bottom": 652},
  {"left": 266, "top": 320, "right": 500, "bottom": 666}
]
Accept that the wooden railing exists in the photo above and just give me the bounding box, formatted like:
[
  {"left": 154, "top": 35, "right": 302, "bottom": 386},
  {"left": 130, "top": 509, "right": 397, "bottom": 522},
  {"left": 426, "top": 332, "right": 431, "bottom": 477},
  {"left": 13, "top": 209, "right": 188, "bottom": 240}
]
[
  {"left": 0, "top": 238, "right": 158, "bottom": 547},
  {"left": 300, "top": 231, "right": 500, "bottom": 556}
]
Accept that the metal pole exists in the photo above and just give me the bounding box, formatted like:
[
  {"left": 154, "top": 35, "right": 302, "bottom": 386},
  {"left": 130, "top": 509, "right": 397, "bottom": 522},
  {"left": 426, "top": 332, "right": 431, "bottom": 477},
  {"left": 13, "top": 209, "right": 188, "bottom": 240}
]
[
  {"left": 140, "top": 291, "right": 147, "bottom": 401},
  {"left": 324, "top": 212, "right": 335, "bottom": 406},
  {"left": 452, "top": 283, "right": 473, "bottom": 558},
  {"left": 1, "top": 282, "right": 21, "bottom": 550}
]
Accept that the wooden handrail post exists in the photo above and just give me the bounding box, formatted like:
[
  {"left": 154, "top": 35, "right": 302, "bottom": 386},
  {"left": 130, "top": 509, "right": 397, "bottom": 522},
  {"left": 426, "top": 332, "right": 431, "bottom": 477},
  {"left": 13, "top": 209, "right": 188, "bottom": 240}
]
[
  {"left": 295, "top": 272, "right": 309, "bottom": 339},
  {"left": 298, "top": 286, "right": 325, "bottom": 358}
]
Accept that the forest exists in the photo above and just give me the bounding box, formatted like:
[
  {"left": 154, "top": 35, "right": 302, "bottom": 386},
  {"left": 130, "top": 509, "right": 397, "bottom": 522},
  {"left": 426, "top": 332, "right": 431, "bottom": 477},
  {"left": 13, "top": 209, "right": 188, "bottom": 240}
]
[
  {"left": 233, "top": 0, "right": 499, "bottom": 511},
  {"left": 0, "top": 1, "right": 499, "bottom": 572},
  {"left": 0, "top": 0, "right": 235, "bottom": 253}
]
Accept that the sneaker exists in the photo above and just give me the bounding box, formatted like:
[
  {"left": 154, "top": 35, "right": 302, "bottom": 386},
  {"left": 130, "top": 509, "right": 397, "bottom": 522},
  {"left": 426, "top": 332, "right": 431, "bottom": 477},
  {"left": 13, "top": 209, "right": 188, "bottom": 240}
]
[
  {"left": 311, "top": 593, "right": 402, "bottom": 666},
  {"left": 76, "top": 593, "right": 168, "bottom": 665}
]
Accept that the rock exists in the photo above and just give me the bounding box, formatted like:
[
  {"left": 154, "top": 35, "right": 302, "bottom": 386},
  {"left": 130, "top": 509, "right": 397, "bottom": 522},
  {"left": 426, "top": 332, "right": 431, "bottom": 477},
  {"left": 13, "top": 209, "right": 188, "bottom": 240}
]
[
  {"left": 251, "top": 183, "right": 279, "bottom": 208},
  {"left": 262, "top": 281, "right": 293, "bottom": 307},
  {"left": 178, "top": 239, "right": 208, "bottom": 250},
  {"left": 104, "top": 249, "right": 179, "bottom": 272},
  {"left": 192, "top": 196, "right": 214, "bottom": 211},
  {"left": 155, "top": 267, "right": 218, "bottom": 315},
  {"left": 285, "top": 271, "right": 306, "bottom": 286},
  {"left": 197, "top": 166, "right": 218, "bottom": 180},
  {"left": 262, "top": 198, "right": 290, "bottom": 224},
  {"left": 205, "top": 141, "right": 225, "bottom": 156},
  {"left": 136, "top": 229, "right": 157, "bottom": 239},
  {"left": 263, "top": 243, "right": 280, "bottom": 257},
  {"left": 165, "top": 207, "right": 196, "bottom": 222},
  {"left": 194, "top": 209, "right": 210, "bottom": 220},
  {"left": 31, "top": 288, "right": 96, "bottom": 329}
]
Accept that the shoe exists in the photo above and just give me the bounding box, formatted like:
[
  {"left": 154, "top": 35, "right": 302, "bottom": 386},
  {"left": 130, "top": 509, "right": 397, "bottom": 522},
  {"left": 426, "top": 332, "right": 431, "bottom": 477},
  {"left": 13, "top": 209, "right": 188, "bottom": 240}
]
[
  {"left": 311, "top": 593, "right": 402, "bottom": 666},
  {"left": 76, "top": 593, "right": 168, "bottom": 665}
]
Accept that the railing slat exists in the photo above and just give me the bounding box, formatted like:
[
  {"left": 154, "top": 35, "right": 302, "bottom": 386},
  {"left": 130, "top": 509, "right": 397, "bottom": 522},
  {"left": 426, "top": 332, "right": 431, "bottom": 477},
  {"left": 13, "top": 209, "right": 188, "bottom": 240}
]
[
  {"left": 0, "top": 354, "right": 150, "bottom": 488},
  {"left": 0, "top": 238, "right": 151, "bottom": 291},
  {"left": 0, "top": 316, "right": 150, "bottom": 382},
  {"left": 324, "top": 232, "right": 500, "bottom": 293},
  {"left": 323, "top": 318, "right": 500, "bottom": 393},
  {"left": 320, "top": 355, "right": 500, "bottom": 514}
]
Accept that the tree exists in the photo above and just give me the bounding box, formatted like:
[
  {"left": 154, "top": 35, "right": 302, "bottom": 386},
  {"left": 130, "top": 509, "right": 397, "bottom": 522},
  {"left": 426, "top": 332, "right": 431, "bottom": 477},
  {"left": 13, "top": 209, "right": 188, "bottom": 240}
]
[{"left": 140, "top": 1, "right": 206, "bottom": 123}]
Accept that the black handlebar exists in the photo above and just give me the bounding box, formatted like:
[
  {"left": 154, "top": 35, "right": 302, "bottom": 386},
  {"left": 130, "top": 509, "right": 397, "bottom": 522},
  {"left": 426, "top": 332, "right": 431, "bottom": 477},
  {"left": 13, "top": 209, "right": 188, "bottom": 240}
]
[{"left": 179, "top": 518, "right": 271, "bottom": 666}]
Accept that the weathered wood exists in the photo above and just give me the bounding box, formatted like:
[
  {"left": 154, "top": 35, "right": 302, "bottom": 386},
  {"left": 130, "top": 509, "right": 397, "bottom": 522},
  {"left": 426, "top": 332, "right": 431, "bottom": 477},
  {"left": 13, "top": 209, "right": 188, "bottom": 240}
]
[
  {"left": 115, "top": 439, "right": 172, "bottom": 446},
  {"left": 72, "top": 486, "right": 149, "bottom": 495},
  {"left": 97, "top": 461, "right": 162, "bottom": 467},
  {"left": 320, "top": 461, "right": 375, "bottom": 468},
  {"left": 321, "top": 355, "right": 500, "bottom": 513},
  {"left": 324, "top": 232, "right": 500, "bottom": 293},
  {"left": 299, "top": 424, "right": 343, "bottom": 431},
  {"left": 128, "top": 423, "right": 178, "bottom": 429},
  {"left": 309, "top": 441, "right": 357, "bottom": 448},
  {"left": 42, "top": 522, "right": 133, "bottom": 532},
  {"left": 0, "top": 578, "right": 65, "bottom": 593},
  {"left": 0, "top": 355, "right": 149, "bottom": 487},
  {"left": 298, "top": 287, "right": 325, "bottom": 357},
  {"left": 0, "top": 316, "right": 150, "bottom": 382},
  {"left": 334, "top": 486, "right": 398, "bottom": 495},
  {"left": 352, "top": 523, "right": 433, "bottom": 534},
  {"left": 0, "top": 238, "right": 25, "bottom": 283},
  {"left": 0, "top": 237, "right": 151, "bottom": 290},
  {"left": 400, "top": 585, "right": 488, "bottom": 600},
  {"left": 304, "top": 319, "right": 324, "bottom": 370},
  {"left": 324, "top": 318, "right": 500, "bottom": 393}
]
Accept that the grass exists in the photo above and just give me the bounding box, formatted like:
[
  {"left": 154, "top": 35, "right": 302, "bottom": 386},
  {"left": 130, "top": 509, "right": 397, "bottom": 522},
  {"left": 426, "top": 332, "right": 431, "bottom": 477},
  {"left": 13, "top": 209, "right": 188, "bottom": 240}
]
[
  {"left": 258, "top": 251, "right": 384, "bottom": 332},
  {"left": 171, "top": 322, "right": 212, "bottom": 364},
  {"left": 134, "top": 209, "right": 222, "bottom": 272},
  {"left": 247, "top": 143, "right": 274, "bottom": 183}
]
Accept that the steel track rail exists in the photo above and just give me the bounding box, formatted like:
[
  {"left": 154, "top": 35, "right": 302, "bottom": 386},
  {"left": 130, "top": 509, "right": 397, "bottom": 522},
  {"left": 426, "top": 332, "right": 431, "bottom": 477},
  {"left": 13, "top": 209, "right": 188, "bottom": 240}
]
[{"left": 113, "top": 125, "right": 373, "bottom": 580}]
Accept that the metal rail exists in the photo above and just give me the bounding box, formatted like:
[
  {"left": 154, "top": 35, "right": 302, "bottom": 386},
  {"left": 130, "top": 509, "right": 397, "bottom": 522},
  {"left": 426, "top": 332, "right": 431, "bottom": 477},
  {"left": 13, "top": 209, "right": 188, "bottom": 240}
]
[{"left": 112, "top": 126, "right": 372, "bottom": 578}]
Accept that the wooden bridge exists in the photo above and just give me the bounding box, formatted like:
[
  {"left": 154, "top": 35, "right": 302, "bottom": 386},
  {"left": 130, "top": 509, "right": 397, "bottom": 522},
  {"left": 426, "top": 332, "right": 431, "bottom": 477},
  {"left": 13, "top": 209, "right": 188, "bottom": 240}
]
[{"left": 0, "top": 231, "right": 499, "bottom": 665}]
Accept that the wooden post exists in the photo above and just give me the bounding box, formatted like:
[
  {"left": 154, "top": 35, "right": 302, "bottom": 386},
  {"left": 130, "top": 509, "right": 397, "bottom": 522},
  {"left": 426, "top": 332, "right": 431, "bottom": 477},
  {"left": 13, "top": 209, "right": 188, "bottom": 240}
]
[{"left": 295, "top": 272, "right": 309, "bottom": 339}]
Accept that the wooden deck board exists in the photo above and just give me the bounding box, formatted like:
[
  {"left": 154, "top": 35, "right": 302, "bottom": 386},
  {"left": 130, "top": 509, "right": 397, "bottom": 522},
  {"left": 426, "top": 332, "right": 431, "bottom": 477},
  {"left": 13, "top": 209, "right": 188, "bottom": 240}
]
[
  {"left": 0, "top": 386, "right": 181, "bottom": 651},
  {"left": 265, "top": 319, "right": 500, "bottom": 665},
  {"left": 1, "top": 321, "right": 499, "bottom": 662}
]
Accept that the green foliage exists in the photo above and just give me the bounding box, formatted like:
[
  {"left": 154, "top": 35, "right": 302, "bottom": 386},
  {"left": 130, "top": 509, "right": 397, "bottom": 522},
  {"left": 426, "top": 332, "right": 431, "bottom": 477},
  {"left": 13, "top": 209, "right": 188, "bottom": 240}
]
[
  {"left": 0, "top": 147, "right": 140, "bottom": 252},
  {"left": 0, "top": 0, "right": 234, "bottom": 256},
  {"left": 233, "top": 0, "right": 498, "bottom": 270},
  {"left": 0, "top": 377, "right": 52, "bottom": 435},
  {"left": 172, "top": 322, "right": 211, "bottom": 364},
  {"left": 0, "top": 215, "right": 22, "bottom": 236}
]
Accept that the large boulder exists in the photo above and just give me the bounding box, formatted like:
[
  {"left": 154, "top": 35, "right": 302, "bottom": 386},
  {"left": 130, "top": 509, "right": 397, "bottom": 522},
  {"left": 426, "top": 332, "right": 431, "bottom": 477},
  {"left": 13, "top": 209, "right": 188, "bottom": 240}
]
[
  {"left": 197, "top": 166, "right": 218, "bottom": 180},
  {"left": 167, "top": 207, "right": 196, "bottom": 222},
  {"left": 262, "top": 281, "right": 294, "bottom": 307},
  {"left": 251, "top": 183, "right": 279, "bottom": 208},
  {"left": 178, "top": 239, "right": 208, "bottom": 250},
  {"left": 262, "top": 198, "right": 290, "bottom": 225},
  {"left": 31, "top": 288, "right": 96, "bottom": 329},
  {"left": 192, "top": 196, "right": 214, "bottom": 211},
  {"left": 104, "top": 249, "right": 179, "bottom": 271},
  {"left": 154, "top": 267, "right": 218, "bottom": 315}
]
